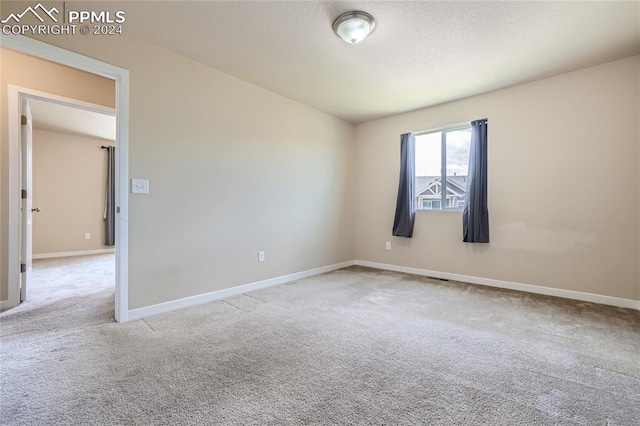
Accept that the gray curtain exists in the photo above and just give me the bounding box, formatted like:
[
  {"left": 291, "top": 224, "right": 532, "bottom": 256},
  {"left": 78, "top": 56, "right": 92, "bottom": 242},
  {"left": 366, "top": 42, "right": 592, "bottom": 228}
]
[
  {"left": 392, "top": 133, "right": 416, "bottom": 237},
  {"left": 105, "top": 147, "right": 116, "bottom": 246},
  {"left": 463, "top": 119, "right": 489, "bottom": 243}
]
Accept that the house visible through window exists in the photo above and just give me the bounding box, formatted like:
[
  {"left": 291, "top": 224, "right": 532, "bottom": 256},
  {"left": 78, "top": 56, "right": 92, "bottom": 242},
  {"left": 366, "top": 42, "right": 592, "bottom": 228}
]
[{"left": 415, "top": 126, "right": 471, "bottom": 210}]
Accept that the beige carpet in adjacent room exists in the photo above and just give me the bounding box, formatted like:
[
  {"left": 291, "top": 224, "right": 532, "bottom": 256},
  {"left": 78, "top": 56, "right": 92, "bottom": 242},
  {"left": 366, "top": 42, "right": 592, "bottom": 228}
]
[{"left": 1, "top": 256, "right": 639, "bottom": 425}]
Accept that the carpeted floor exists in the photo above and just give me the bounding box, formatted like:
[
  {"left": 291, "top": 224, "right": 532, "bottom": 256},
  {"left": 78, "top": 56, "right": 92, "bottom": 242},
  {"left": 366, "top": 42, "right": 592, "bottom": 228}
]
[{"left": 1, "top": 255, "right": 639, "bottom": 425}]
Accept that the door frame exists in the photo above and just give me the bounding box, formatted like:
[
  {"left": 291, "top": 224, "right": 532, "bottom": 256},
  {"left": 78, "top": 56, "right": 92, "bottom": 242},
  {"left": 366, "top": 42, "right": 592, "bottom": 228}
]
[{"left": 1, "top": 35, "right": 130, "bottom": 322}]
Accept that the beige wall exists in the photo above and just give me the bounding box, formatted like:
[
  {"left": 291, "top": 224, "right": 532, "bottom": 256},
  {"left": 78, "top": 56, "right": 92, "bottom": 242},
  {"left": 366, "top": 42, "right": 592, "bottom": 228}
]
[
  {"left": 3, "top": 32, "right": 637, "bottom": 309},
  {"left": 0, "top": 47, "right": 115, "bottom": 301},
  {"left": 355, "top": 56, "right": 640, "bottom": 301},
  {"left": 32, "top": 129, "right": 115, "bottom": 255},
  {"left": 10, "top": 33, "right": 356, "bottom": 309}
]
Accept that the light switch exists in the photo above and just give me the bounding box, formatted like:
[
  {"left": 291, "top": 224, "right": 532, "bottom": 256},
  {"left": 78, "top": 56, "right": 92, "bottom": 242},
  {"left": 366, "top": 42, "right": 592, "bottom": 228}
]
[{"left": 131, "top": 179, "right": 149, "bottom": 194}]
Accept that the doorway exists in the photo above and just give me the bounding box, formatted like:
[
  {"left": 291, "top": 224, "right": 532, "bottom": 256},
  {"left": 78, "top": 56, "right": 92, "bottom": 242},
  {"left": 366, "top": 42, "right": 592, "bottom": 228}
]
[
  {"left": 2, "top": 36, "right": 130, "bottom": 322},
  {"left": 24, "top": 95, "right": 116, "bottom": 313}
]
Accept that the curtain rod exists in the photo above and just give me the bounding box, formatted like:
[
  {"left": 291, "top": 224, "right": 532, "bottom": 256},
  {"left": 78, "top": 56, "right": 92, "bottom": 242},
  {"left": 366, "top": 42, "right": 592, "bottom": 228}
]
[
  {"left": 101, "top": 146, "right": 112, "bottom": 149},
  {"left": 414, "top": 118, "right": 488, "bottom": 136}
]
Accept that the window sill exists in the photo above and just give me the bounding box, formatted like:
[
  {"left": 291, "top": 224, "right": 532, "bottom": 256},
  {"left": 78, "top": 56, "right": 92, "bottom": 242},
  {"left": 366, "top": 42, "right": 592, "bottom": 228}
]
[{"left": 416, "top": 209, "right": 463, "bottom": 213}]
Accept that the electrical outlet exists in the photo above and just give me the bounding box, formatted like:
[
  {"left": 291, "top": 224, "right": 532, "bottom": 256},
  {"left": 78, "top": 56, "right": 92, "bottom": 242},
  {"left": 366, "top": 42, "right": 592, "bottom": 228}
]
[
  {"left": 258, "top": 251, "right": 265, "bottom": 262},
  {"left": 85, "top": 233, "right": 91, "bottom": 240},
  {"left": 385, "top": 241, "right": 391, "bottom": 250}
]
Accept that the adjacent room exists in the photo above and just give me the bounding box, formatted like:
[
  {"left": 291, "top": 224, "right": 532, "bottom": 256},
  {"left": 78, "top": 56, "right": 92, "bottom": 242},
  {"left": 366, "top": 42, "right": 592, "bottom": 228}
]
[
  {"left": 28, "top": 98, "right": 117, "bottom": 324},
  {"left": 1, "top": 1, "right": 639, "bottom": 425}
]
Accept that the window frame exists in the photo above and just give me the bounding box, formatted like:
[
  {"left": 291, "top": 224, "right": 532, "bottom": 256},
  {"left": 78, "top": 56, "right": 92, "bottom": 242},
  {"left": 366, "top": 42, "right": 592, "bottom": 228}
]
[{"left": 415, "top": 123, "right": 471, "bottom": 212}]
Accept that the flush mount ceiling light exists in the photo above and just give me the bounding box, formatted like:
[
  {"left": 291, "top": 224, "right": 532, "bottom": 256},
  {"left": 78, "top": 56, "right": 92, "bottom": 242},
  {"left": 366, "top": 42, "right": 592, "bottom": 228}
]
[{"left": 332, "top": 11, "right": 376, "bottom": 44}]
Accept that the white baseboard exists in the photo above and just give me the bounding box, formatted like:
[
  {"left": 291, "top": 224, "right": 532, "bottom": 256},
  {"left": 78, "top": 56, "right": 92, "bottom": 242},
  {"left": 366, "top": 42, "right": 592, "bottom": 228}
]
[
  {"left": 355, "top": 260, "right": 640, "bottom": 311},
  {"left": 33, "top": 249, "right": 116, "bottom": 259},
  {"left": 127, "top": 260, "right": 356, "bottom": 321}
]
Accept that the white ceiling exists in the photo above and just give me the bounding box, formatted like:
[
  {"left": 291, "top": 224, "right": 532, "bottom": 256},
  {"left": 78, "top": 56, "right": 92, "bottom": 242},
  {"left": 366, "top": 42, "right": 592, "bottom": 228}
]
[
  {"left": 119, "top": 1, "right": 640, "bottom": 123},
  {"left": 28, "top": 98, "right": 116, "bottom": 141}
]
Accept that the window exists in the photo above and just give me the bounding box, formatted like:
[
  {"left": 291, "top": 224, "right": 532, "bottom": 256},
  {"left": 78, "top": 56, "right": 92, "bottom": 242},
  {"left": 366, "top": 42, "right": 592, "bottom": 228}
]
[
  {"left": 422, "top": 200, "right": 441, "bottom": 209},
  {"left": 415, "top": 126, "right": 471, "bottom": 210}
]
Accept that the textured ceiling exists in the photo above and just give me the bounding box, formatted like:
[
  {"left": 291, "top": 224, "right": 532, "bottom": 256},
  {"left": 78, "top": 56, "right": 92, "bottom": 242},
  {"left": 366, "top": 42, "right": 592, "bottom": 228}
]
[{"left": 30, "top": 1, "right": 636, "bottom": 124}]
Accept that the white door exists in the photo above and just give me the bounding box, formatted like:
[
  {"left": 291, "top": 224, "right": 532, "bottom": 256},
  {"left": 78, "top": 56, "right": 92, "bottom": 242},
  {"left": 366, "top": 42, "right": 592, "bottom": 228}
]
[{"left": 20, "top": 97, "right": 34, "bottom": 302}]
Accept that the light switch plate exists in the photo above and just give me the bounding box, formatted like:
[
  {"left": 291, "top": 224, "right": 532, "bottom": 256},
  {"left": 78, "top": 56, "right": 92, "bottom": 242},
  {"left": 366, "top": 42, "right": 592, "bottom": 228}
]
[{"left": 131, "top": 179, "right": 149, "bottom": 194}]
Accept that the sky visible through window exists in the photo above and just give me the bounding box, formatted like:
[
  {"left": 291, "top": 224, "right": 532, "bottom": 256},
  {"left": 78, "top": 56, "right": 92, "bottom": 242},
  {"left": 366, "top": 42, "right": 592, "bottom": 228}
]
[{"left": 415, "top": 129, "right": 471, "bottom": 177}]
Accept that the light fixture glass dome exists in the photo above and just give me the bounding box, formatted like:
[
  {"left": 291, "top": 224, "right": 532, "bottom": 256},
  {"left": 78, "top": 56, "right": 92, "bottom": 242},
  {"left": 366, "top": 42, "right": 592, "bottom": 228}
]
[{"left": 332, "top": 11, "right": 375, "bottom": 44}]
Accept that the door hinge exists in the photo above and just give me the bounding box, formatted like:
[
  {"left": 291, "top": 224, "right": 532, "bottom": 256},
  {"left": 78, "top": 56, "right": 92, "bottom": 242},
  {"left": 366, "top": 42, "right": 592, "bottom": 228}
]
[
  {"left": 21, "top": 115, "right": 27, "bottom": 125},
  {"left": 20, "top": 263, "right": 26, "bottom": 273},
  {"left": 21, "top": 189, "right": 27, "bottom": 199}
]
